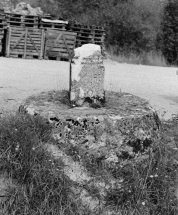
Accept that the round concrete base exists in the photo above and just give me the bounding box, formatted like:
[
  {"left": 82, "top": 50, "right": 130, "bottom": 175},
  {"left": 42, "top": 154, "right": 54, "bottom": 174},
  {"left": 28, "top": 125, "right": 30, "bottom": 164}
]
[
  {"left": 19, "top": 90, "right": 161, "bottom": 213},
  {"left": 19, "top": 90, "right": 160, "bottom": 163}
]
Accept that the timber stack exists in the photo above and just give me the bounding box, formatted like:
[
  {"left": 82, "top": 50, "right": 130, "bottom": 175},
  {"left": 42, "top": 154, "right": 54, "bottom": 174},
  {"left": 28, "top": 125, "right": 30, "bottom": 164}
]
[
  {"left": 5, "top": 13, "right": 39, "bottom": 28},
  {"left": 0, "top": 2, "right": 105, "bottom": 61},
  {"left": 67, "top": 22, "right": 105, "bottom": 51},
  {"left": 39, "top": 17, "right": 68, "bottom": 30}
]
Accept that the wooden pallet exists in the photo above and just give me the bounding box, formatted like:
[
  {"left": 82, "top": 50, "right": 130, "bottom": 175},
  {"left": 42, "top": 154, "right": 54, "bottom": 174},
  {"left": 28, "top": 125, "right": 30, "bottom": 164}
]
[
  {"left": 0, "top": 13, "right": 6, "bottom": 29},
  {"left": 40, "top": 15, "right": 52, "bottom": 19},
  {"left": 44, "top": 29, "right": 77, "bottom": 61},
  {"left": 39, "top": 16, "right": 67, "bottom": 30},
  {"left": 8, "top": 53, "right": 39, "bottom": 59},
  {"left": 6, "top": 27, "right": 45, "bottom": 59},
  {"left": 68, "top": 23, "right": 95, "bottom": 30},
  {"left": 5, "top": 13, "right": 39, "bottom": 28},
  {"left": 68, "top": 23, "right": 105, "bottom": 49},
  {"left": 68, "top": 24, "right": 105, "bottom": 33},
  {"left": 39, "top": 22, "right": 66, "bottom": 30}
]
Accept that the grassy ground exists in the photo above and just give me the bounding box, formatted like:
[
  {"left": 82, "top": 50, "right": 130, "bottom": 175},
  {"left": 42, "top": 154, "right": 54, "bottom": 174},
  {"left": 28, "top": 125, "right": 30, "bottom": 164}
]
[
  {"left": 0, "top": 113, "right": 88, "bottom": 215},
  {"left": 108, "top": 51, "right": 168, "bottom": 67},
  {"left": 0, "top": 112, "right": 177, "bottom": 214}
]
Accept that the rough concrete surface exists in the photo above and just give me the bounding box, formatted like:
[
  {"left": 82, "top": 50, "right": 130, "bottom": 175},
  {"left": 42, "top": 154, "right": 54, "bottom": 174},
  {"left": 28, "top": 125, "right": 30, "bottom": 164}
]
[
  {"left": 20, "top": 89, "right": 159, "bottom": 213},
  {"left": 0, "top": 57, "right": 178, "bottom": 119}
]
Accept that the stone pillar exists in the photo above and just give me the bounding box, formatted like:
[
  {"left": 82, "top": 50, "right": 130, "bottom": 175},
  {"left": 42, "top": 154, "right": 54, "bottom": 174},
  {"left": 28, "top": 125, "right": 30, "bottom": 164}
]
[{"left": 70, "top": 44, "right": 105, "bottom": 107}]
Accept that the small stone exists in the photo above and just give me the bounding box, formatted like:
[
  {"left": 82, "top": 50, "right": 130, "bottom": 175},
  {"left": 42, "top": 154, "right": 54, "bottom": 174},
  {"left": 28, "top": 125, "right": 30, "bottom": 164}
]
[
  {"left": 26, "top": 107, "right": 35, "bottom": 115},
  {"left": 76, "top": 99, "right": 84, "bottom": 106}
]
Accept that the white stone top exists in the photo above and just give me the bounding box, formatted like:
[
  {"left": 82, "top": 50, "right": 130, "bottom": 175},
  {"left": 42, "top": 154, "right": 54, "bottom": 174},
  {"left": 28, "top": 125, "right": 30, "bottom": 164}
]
[
  {"left": 72, "top": 44, "right": 102, "bottom": 82},
  {"left": 74, "top": 44, "right": 101, "bottom": 61}
]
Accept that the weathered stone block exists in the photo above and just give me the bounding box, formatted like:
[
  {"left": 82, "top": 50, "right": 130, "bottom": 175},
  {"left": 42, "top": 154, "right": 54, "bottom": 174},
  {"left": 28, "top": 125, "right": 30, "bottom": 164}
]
[{"left": 70, "top": 44, "right": 105, "bottom": 106}]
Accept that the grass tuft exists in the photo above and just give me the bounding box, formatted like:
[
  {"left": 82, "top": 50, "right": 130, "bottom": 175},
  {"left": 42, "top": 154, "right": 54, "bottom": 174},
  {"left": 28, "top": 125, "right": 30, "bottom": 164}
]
[{"left": 108, "top": 50, "right": 168, "bottom": 67}]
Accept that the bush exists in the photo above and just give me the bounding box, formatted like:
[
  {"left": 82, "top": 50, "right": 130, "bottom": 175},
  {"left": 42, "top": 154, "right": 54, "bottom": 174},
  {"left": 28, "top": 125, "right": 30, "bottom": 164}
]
[
  {"left": 104, "top": 0, "right": 162, "bottom": 55},
  {"left": 161, "top": 0, "right": 178, "bottom": 65},
  {"left": 109, "top": 51, "right": 167, "bottom": 67}
]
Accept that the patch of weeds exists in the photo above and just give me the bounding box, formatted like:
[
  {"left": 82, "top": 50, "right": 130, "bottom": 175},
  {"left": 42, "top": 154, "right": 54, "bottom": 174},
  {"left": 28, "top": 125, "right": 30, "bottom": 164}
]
[
  {"left": 2, "top": 150, "right": 75, "bottom": 214},
  {"left": 81, "top": 154, "right": 106, "bottom": 176},
  {"left": 0, "top": 112, "right": 178, "bottom": 215},
  {"left": 104, "top": 129, "right": 178, "bottom": 215},
  {"left": 0, "top": 113, "right": 89, "bottom": 215},
  {"left": 83, "top": 184, "right": 101, "bottom": 200},
  {"left": 108, "top": 50, "right": 168, "bottom": 67},
  {"left": 65, "top": 144, "right": 81, "bottom": 162},
  {"left": 63, "top": 142, "right": 106, "bottom": 176},
  {"left": 0, "top": 113, "right": 52, "bottom": 182},
  {"left": 58, "top": 90, "right": 73, "bottom": 107}
]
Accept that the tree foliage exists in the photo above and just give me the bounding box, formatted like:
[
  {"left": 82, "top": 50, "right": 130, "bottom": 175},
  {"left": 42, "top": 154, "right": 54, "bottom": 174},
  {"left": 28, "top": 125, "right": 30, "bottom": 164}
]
[
  {"left": 32, "top": 0, "right": 165, "bottom": 55},
  {"left": 161, "top": 0, "right": 178, "bottom": 65}
]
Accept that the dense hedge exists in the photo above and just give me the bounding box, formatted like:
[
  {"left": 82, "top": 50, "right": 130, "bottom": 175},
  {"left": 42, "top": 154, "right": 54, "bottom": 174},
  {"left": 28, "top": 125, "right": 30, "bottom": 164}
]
[{"left": 161, "top": 0, "right": 178, "bottom": 65}]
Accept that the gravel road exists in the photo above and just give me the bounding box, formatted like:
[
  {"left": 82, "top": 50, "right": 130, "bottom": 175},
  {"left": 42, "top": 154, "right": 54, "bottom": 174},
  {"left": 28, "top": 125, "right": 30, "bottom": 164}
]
[{"left": 0, "top": 57, "right": 178, "bottom": 119}]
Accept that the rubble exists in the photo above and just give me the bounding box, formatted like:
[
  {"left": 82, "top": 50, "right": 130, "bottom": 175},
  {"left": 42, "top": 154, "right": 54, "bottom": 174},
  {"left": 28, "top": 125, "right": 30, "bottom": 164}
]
[
  {"left": 1, "top": 1, "right": 44, "bottom": 16},
  {"left": 11, "top": 2, "right": 43, "bottom": 16}
]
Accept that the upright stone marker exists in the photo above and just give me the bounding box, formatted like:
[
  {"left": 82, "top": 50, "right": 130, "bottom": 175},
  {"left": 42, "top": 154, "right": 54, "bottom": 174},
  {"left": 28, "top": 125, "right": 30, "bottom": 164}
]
[{"left": 70, "top": 44, "right": 105, "bottom": 107}]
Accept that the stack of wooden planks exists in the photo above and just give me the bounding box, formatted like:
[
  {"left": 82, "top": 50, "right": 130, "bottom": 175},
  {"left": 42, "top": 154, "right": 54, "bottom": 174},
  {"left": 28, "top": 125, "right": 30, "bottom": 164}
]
[
  {"left": 44, "top": 29, "right": 77, "bottom": 61},
  {"left": 6, "top": 27, "right": 45, "bottom": 59},
  {"left": 5, "top": 13, "right": 39, "bottom": 28},
  {"left": 94, "top": 26, "right": 106, "bottom": 46},
  {"left": 39, "top": 17, "right": 67, "bottom": 30},
  {"left": 67, "top": 23, "right": 105, "bottom": 49},
  {"left": 0, "top": 13, "right": 6, "bottom": 55},
  {"left": 0, "top": 13, "right": 106, "bottom": 61}
]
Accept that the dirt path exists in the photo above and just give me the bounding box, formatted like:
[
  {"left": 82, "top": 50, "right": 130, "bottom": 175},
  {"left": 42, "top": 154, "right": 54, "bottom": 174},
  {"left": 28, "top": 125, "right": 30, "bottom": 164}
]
[{"left": 0, "top": 57, "right": 178, "bottom": 119}]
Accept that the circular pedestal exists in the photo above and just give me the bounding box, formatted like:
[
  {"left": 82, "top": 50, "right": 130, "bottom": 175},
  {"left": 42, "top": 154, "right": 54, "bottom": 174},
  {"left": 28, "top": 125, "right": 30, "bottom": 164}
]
[
  {"left": 19, "top": 90, "right": 160, "bottom": 163},
  {"left": 19, "top": 90, "right": 161, "bottom": 213}
]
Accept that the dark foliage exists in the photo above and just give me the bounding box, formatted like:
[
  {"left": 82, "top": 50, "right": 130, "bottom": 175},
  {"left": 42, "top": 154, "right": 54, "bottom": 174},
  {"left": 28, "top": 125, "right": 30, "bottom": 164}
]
[
  {"left": 161, "top": 0, "right": 178, "bottom": 65},
  {"left": 36, "top": 0, "right": 164, "bottom": 55}
]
